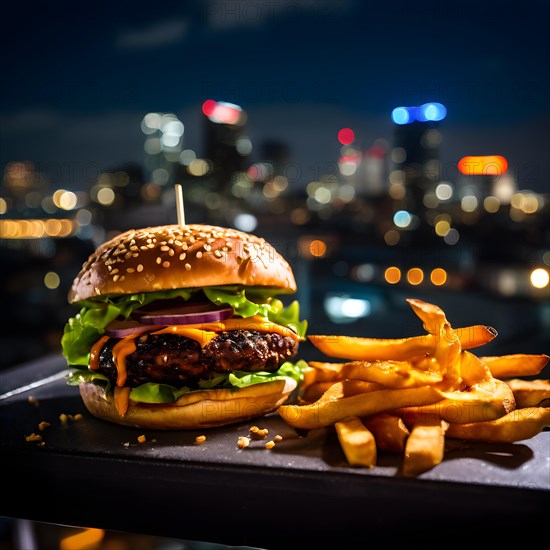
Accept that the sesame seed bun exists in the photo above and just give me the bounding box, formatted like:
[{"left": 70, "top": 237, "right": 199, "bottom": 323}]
[
  {"left": 79, "top": 377, "right": 297, "bottom": 430},
  {"left": 69, "top": 224, "right": 296, "bottom": 303}
]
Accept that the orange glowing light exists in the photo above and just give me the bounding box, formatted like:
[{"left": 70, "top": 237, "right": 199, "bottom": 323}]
[
  {"left": 384, "top": 266, "right": 401, "bottom": 284},
  {"left": 430, "top": 268, "right": 447, "bottom": 286},
  {"left": 458, "top": 156, "right": 508, "bottom": 176},
  {"left": 309, "top": 239, "right": 327, "bottom": 257},
  {"left": 60, "top": 528, "right": 105, "bottom": 550},
  {"left": 407, "top": 268, "right": 424, "bottom": 285}
]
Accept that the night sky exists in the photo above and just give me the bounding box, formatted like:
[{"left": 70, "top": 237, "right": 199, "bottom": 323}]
[{"left": 1, "top": 0, "right": 549, "bottom": 192}]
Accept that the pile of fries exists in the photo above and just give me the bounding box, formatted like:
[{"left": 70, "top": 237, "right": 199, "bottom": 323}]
[{"left": 278, "top": 298, "right": 550, "bottom": 476}]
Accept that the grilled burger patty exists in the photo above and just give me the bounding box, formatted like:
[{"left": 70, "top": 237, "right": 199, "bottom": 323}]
[{"left": 97, "top": 329, "right": 298, "bottom": 388}]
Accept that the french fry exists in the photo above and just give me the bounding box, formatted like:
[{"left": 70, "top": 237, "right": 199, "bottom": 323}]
[
  {"left": 363, "top": 413, "right": 409, "bottom": 452},
  {"left": 504, "top": 379, "right": 550, "bottom": 408},
  {"left": 278, "top": 386, "right": 443, "bottom": 430},
  {"left": 446, "top": 407, "right": 550, "bottom": 442},
  {"left": 301, "top": 381, "right": 338, "bottom": 403},
  {"left": 303, "top": 359, "right": 442, "bottom": 388},
  {"left": 459, "top": 349, "right": 492, "bottom": 386},
  {"left": 335, "top": 416, "right": 377, "bottom": 467},
  {"left": 341, "top": 360, "right": 443, "bottom": 388},
  {"left": 454, "top": 325, "right": 498, "bottom": 350},
  {"left": 398, "top": 377, "right": 515, "bottom": 425},
  {"left": 406, "top": 298, "right": 461, "bottom": 387},
  {"left": 308, "top": 325, "right": 496, "bottom": 362},
  {"left": 479, "top": 354, "right": 549, "bottom": 378},
  {"left": 302, "top": 362, "right": 346, "bottom": 386},
  {"left": 319, "top": 380, "right": 386, "bottom": 402},
  {"left": 402, "top": 417, "right": 449, "bottom": 477},
  {"left": 302, "top": 380, "right": 381, "bottom": 404}
]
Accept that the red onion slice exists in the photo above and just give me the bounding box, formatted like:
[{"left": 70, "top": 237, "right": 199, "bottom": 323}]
[
  {"left": 105, "top": 319, "right": 164, "bottom": 338},
  {"left": 136, "top": 302, "right": 234, "bottom": 326}
]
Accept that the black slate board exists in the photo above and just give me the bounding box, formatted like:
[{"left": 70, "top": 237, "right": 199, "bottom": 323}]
[{"left": 1, "top": 354, "right": 548, "bottom": 548}]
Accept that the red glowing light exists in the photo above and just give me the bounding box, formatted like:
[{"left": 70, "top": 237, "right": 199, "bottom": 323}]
[
  {"left": 202, "top": 99, "right": 217, "bottom": 117},
  {"left": 338, "top": 127, "right": 355, "bottom": 145}
]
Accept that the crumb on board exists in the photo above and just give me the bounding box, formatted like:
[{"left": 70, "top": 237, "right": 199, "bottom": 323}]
[
  {"left": 249, "top": 426, "right": 269, "bottom": 439},
  {"left": 274, "top": 435, "right": 283, "bottom": 442},
  {"left": 27, "top": 396, "right": 39, "bottom": 407},
  {"left": 25, "top": 433, "right": 43, "bottom": 443},
  {"left": 265, "top": 440, "right": 276, "bottom": 450},
  {"left": 38, "top": 421, "right": 50, "bottom": 431},
  {"left": 123, "top": 442, "right": 130, "bottom": 447},
  {"left": 59, "top": 413, "right": 83, "bottom": 424},
  {"left": 137, "top": 435, "right": 146, "bottom": 444},
  {"left": 237, "top": 436, "right": 250, "bottom": 449},
  {"left": 195, "top": 435, "right": 207, "bottom": 445}
]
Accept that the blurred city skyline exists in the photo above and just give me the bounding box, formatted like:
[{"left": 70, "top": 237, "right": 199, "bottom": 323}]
[{"left": 1, "top": 0, "right": 549, "bottom": 193}]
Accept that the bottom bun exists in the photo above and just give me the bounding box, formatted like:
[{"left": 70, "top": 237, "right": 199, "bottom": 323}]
[{"left": 79, "top": 378, "right": 297, "bottom": 430}]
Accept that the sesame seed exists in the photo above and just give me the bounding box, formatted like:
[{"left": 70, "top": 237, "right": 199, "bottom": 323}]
[
  {"left": 156, "top": 257, "right": 162, "bottom": 264},
  {"left": 162, "top": 261, "right": 170, "bottom": 268},
  {"left": 140, "top": 246, "right": 148, "bottom": 251},
  {"left": 111, "top": 268, "right": 119, "bottom": 274},
  {"left": 204, "top": 244, "right": 212, "bottom": 251},
  {"left": 137, "top": 264, "right": 144, "bottom": 272},
  {"left": 185, "top": 263, "right": 191, "bottom": 271},
  {"left": 179, "top": 253, "right": 186, "bottom": 261},
  {"left": 125, "top": 252, "right": 132, "bottom": 260},
  {"left": 196, "top": 251, "right": 203, "bottom": 259},
  {"left": 168, "top": 248, "right": 174, "bottom": 256},
  {"left": 160, "top": 245, "right": 169, "bottom": 252},
  {"left": 113, "top": 275, "right": 120, "bottom": 282},
  {"left": 132, "top": 253, "right": 138, "bottom": 258},
  {"left": 119, "top": 275, "right": 126, "bottom": 281},
  {"left": 127, "top": 267, "right": 135, "bottom": 273},
  {"left": 214, "top": 250, "right": 222, "bottom": 258}
]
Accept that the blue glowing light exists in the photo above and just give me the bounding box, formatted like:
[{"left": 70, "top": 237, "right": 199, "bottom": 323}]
[
  {"left": 417, "top": 102, "right": 447, "bottom": 122},
  {"left": 391, "top": 102, "right": 447, "bottom": 124},
  {"left": 391, "top": 107, "right": 412, "bottom": 125},
  {"left": 393, "top": 210, "right": 412, "bottom": 228}
]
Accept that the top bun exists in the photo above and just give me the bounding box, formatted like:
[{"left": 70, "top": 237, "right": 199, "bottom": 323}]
[{"left": 69, "top": 224, "right": 296, "bottom": 303}]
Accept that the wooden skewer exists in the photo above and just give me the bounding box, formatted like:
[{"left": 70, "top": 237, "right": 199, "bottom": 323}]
[{"left": 175, "top": 184, "right": 186, "bottom": 226}]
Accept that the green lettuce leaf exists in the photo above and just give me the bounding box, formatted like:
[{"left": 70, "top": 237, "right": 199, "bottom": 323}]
[
  {"left": 66, "top": 360, "right": 309, "bottom": 404},
  {"left": 62, "top": 285, "right": 306, "bottom": 366}
]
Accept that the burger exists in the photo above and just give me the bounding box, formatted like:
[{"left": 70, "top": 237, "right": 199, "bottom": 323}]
[{"left": 62, "top": 224, "right": 308, "bottom": 429}]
